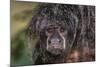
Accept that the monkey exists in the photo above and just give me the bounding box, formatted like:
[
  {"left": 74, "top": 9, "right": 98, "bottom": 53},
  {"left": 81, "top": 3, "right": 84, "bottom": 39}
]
[{"left": 27, "top": 3, "right": 95, "bottom": 65}]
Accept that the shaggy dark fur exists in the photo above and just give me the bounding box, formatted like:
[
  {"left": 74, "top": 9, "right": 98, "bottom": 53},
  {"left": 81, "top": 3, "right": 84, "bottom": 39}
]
[{"left": 27, "top": 3, "right": 95, "bottom": 65}]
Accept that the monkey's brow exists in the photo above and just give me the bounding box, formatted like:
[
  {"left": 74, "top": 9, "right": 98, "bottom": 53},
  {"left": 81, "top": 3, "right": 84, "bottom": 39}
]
[{"left": 47, "top": 25, "right": 59, "bottom": 29}]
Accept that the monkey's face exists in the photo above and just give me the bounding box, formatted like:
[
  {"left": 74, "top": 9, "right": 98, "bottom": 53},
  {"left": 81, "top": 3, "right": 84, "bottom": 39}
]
[
  {"left": 45, "top": 24, "right": 67, "bottom": 55},
  {"left": 32, "top": 6, "right": 78, "bottom": 55}
]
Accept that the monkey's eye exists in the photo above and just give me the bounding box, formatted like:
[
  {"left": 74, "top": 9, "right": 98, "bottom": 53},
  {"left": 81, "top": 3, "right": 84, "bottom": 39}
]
[
  {"left": 47, "top": 28, "right": 53, "bottom": 33},
  {"left": 60, "top": 28, "right": 65, "bottom": 33}
]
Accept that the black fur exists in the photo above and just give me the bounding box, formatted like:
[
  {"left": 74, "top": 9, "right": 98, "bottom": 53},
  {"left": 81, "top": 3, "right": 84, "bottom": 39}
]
[{"left": 27, "top": 3, "right": 95, "bottom": 65}]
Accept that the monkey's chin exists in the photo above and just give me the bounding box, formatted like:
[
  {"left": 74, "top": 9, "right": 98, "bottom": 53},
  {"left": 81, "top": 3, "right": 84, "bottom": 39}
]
[{"left": 47, "top": 48, "right": 64, "bottom": 55}]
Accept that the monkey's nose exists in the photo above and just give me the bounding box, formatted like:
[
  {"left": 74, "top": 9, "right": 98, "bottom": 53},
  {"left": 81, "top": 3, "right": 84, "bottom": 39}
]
[{"left": 50, "top": 38, "right": 60, "bottom": 43}]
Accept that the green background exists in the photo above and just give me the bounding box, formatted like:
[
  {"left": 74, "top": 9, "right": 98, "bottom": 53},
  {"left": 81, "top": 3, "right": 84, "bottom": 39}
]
[{"left": 11, "top": 0, "right": 38, "bottom": 66}]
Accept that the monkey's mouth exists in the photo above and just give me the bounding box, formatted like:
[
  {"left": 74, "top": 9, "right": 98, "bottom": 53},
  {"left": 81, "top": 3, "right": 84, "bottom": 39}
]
[
  {"left": 47, "top": 46, "right": 64, "bottom": 55},
  {"left": 47, "top": 43, "right": 64, "bottom": 55},
  {"left": 49, "top": 42, "right": 63, "bottom": 49},
  {"left": 51, "top": 43, "right": 62, "bottom": 49}
]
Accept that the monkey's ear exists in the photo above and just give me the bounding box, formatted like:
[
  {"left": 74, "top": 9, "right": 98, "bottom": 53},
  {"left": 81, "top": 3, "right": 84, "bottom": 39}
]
[{"left": 26, "top": 15, "right": 41, "bottom": 38}]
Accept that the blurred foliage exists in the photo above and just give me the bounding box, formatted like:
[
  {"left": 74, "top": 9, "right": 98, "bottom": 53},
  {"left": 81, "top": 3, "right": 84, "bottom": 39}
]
[
  {"left": 11, "top": 0, "right": 39, "bottom": 66},
  {"left": 11, "top": 0, "right": 38, "bottom": 38}
]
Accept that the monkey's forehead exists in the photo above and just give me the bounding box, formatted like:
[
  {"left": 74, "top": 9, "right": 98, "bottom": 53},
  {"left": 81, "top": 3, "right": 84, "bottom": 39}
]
[{"left": 39, "top": 19, "right": 67, "bottom": 29}]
